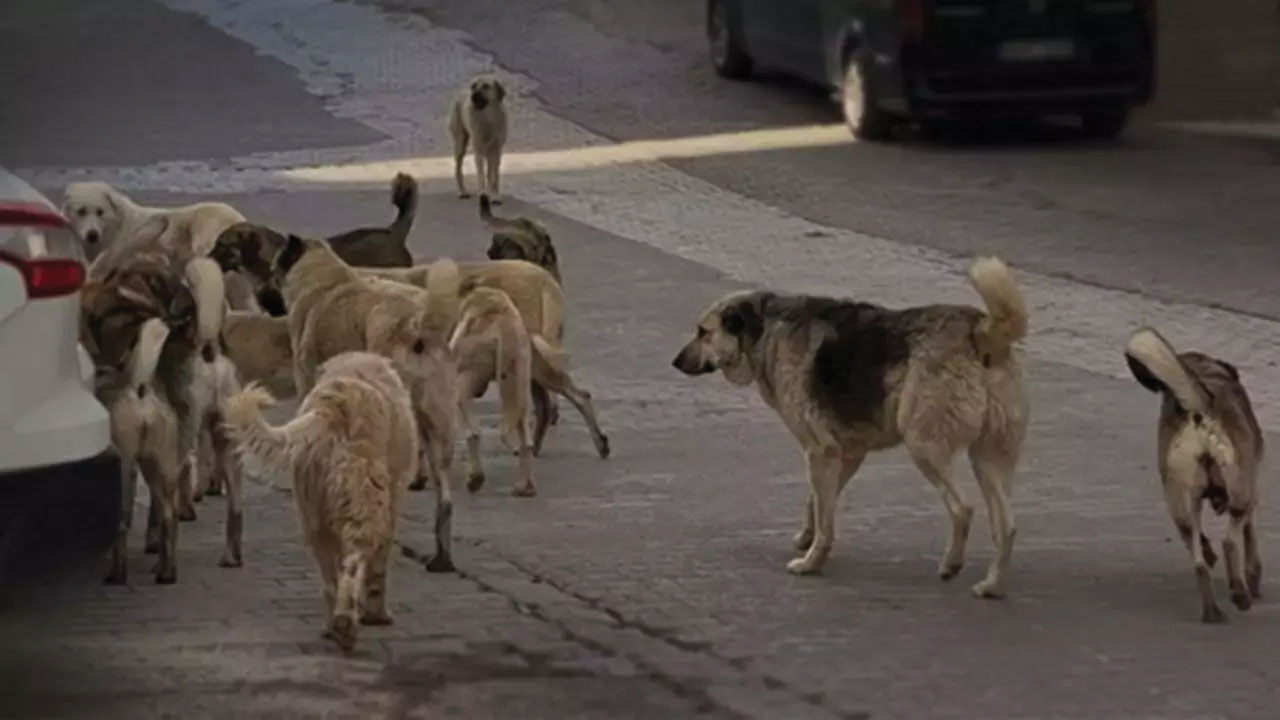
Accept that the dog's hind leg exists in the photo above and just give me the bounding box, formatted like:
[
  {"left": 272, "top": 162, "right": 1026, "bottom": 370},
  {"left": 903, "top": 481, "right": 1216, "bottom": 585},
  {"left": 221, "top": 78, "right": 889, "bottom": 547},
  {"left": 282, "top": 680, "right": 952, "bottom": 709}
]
[
  {"left": 1168, "top": 486, "right": 1226, "bottom": 623},
  {"left": 423, "top": 438, "right": 456, "bottom": 574},
  {"left": 140, "top": 455, "right": 180, "bottom": 584},
  {"left": 906, "top": 439, "right": 973, "bottom": 583},
  {"left": 968, "top": 447, "right": 1018, "bottom": 599},
  {"left": 1244, "top": 511, "right": 1262, "bottom": 599},
  {"left": 177, "top": 455, "right": 198, "bottom": 522},
  {"left": 1224, "top": 510, "right": 1253, "bottom": 611},
  {"left": 104, "top": 455, "right": 139, "bottom": 585},
  {"left": 212, "top": 418, "right": 243, "bottom": 568},
  {"left": 144, "top": 492, "right": 162, "bottom": 554},
  {"left": 457, "top": 374, "right": 487, "bottom": 494},
  {"left": 534, "top": 363, "right": 610, "bottom": 459}
]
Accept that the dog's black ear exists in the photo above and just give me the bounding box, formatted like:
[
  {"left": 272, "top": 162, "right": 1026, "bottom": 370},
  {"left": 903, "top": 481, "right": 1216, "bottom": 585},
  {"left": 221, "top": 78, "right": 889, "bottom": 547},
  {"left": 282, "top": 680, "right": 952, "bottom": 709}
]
[
  {"left": 494, "top": 80, "right": 506, "bottom": 102},
  {"left": 720, "top": 294, "right": 766, "bottom": 342},
  {"left": 1125, "top": 353, "right": 1167, "bottom": 395},
  {"left": 1219, "top": 360, "right": 1240, "bottom": 383},
  {"left": 541, "top": 241, "right": 558, "bottom": 269},
  {"left": 277, "top": 234, "right": 307, "bottom": 273}
]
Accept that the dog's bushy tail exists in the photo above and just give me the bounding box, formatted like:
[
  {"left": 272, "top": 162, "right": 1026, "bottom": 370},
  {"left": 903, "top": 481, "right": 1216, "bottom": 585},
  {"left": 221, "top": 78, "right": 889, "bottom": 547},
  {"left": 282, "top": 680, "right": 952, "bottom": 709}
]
[
  {"left": 129, "top": 318, "right": 171, "bottom": 392},
  {"left": 422, "top": 258, "right": 462, "bottom": 338},
  {"left": 967, "top": 256, "right": 1028, "bottom": 362},
  {"left": 185, "top": 257, "right": 227, "bottom": 354},
  {"left": 1124, "top": 328, "right": 1212, "bottom": 415},
  {"left": 389, "top": 173, "right": 418, "bottom": 246},
  {"left": 223, "top": 383, "right": 302, "bottom": 484}
]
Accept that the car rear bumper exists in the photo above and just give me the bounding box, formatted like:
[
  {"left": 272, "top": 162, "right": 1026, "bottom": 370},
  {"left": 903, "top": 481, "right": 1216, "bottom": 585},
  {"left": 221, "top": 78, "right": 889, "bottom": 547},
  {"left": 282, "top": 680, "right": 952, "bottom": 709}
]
[{"left": 0, "top": 382, "right": 111, "bottom": 474}]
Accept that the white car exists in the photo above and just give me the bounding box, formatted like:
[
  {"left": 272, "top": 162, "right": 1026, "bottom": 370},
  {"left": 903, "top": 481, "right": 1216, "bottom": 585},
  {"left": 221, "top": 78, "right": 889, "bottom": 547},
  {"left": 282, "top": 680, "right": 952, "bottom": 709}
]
[{"left": 0, "top": 167, "right": 117, "bottom": 570}]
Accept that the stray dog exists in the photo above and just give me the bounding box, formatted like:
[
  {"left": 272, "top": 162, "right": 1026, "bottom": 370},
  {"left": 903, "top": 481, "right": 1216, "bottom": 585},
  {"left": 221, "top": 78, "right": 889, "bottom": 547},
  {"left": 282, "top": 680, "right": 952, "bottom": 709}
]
[
  {"left": 480, "top": 195, "right": 560, "bottom": 284},
  {"left": 223, "top": 310, "right": 295, "bottom": 395},
  {"left": 448, "top": 287, "right": 546, "bottom": 496},
  {"left": 64, "top": 182, "right": 257, "bottom": 311},
  {"left": 1125, "top": 328, "right": 1264, "bottom": 623},
  {"left": 83, "top": 255, "right": 244, "bottom": 583},
  {"left": 450, "top": 74, "right": 508, "bottom": 202},
  {"left": 322, "top": 173, "right": 418, "bottom": 268},
  {"left": 239, "top": 233, "right": 461, "bottom": 572},
  {"left": 365, "top": 261, "right": 609, "bottom": 459},
  {"left": 224, "top": 351, "right": 418, "bottom": 652},
  {"left": 672, "top": 257, "right": 1029, "bottom": 598}
]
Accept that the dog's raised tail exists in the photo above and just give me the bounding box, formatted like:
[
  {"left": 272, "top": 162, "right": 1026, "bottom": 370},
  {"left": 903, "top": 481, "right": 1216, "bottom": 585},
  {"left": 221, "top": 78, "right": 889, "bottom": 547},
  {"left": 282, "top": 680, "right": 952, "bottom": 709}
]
[
  {"left": 967, "top": 256, "right": 1028, "bottom": 362},
  {"left": 223, "top": 383, "right": 296, "bottom": 483},
  {"left": 129, "top": 318, "right": 171, "bottom": 392},
  {"left": 1124, "top": 328, "right": 1211, "bottom": 415},
  {"left": 422, "top": 257, "right": 462, "bottom": 337},
  {"left": 389, "top": 173, "right": 418, "bottom": 245},
  {"left": 185, "top": 257, "right": 227, "bottom": 353}
]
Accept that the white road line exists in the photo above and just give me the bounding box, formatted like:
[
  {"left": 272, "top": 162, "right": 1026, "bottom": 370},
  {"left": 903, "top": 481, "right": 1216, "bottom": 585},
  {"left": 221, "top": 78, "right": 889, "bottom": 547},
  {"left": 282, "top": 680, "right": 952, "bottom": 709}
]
[{"left": 18, "top": 0, "right": 1280, "bottom": 428}]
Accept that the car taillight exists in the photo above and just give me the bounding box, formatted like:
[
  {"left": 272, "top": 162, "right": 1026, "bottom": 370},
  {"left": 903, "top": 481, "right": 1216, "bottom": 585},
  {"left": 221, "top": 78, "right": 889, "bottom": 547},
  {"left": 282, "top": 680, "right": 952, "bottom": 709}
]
[
  {"left": 0, "top": 202, "right": 71, "bottom": 229},
  {"left": 0, "top": 251, "right": 86, "bottom": 299},
  {"left": 900, "top": 0, "right": 925, "bottom": 43}
]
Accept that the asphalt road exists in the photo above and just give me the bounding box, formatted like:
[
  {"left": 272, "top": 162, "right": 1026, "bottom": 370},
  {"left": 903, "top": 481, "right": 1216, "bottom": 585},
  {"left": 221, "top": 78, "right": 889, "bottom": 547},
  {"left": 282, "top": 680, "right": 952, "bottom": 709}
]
[{"left": 3, "top": 0, "right": 1280, "bottom": 718}]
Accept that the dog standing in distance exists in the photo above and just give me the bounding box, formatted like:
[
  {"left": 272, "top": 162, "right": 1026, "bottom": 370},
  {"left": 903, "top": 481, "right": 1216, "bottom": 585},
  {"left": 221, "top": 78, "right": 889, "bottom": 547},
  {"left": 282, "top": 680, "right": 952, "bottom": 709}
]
[
  {"left": 224, "top": 352, "right": 419, "bottom": 652},
  {"left": 1124, "top": 328, "right": 1264, "bottom": 623},
  {"left": 672, "top": 257, "right": 1029, "bottom": 598},
  {"left": 450, "top": 74, "right": 508, "bottom": 203}
]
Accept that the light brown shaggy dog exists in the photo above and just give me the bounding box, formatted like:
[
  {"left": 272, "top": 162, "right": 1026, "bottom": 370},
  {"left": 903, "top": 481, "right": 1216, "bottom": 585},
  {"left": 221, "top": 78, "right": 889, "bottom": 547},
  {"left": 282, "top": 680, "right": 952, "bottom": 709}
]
[
  {"left": 255, "top": 235, "right": 461, "bottom": 572},
  {"left": 365, "top": 260, "right": 610, "bottom": 460},
  {"left": 1125, "top": 328, "right": 1265, "bottom": 623},
  {"left": 450, "top": 74, "right": 509, "bottom": 202},
  {"left": 448, "top": 287, "right": 544, "bottom": 496},
  {"left": 224, "top": 351, "right": 418, "bottom": 652}
]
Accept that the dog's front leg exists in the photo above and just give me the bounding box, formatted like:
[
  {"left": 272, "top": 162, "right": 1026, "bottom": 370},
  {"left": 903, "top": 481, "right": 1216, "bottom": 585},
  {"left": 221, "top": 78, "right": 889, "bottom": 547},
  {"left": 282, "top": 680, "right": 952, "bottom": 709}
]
[
  {"left": 212, "top": 417, "right": 243, "bottom": 568},
  {"left": 793, "top": 489, "right": 816, "bottom": 552},
  {"left": 485, "top": 146, "right": 502, "bottom": 203},
  {"left": 1244, "top": 511, "right": 1263, "bottom": 599},
  {"left": 472, "top": 151, "right": 487, "bottom": 202},
  {"left": 787, "top": 446, "right": 857, "bottom": 575}
]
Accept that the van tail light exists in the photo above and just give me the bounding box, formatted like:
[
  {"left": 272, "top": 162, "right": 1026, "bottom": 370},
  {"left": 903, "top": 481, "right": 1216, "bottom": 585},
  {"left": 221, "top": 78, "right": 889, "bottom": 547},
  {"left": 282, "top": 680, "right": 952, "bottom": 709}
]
[
  {"left": 0, "top": 251, "right": 86, "bottom": 299},
  {"left": 0, "top": 202, "right": 85, "bottom": 299},
  {"left": 900, "top": 0, "right": 925, "bottom": 43}
]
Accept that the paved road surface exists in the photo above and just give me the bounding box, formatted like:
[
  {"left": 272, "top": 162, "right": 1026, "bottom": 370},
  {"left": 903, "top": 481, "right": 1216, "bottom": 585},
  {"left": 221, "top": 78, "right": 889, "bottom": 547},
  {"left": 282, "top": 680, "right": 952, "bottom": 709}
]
[{"left": 3, "top": 0, "right": 1280, "bottom": 718}]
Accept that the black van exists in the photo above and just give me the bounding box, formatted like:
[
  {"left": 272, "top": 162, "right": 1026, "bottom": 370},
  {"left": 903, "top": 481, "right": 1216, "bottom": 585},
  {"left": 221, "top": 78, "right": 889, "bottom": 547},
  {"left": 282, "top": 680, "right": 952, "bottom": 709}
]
[{"left": 708, "top": 0, "right": 1155, "bottom": 139}]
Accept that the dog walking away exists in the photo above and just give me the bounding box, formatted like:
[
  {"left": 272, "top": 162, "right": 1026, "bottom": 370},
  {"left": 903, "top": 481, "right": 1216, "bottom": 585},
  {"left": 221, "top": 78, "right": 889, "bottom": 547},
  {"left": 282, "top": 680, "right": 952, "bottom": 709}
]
[
  {"left": 224, "top": 352, "right": 419, "bottom": 652},
  {"left": 672, "top": 257, "right": 1029, "bottom": 598},
  {"left": 479, "top": 195, "right": 560, "bottom": 284},
  {"left": 1125, "top": 328, "right": 1264, "bottom": 623},
  {"left": 324, "top": 173, "right": 418, "bottom": 268},
  {"left": 449, "top": 287, "right": 544, "bottom": 496},
  {"left": 450, "top": 74, "right": 508, "bottom": 202}
]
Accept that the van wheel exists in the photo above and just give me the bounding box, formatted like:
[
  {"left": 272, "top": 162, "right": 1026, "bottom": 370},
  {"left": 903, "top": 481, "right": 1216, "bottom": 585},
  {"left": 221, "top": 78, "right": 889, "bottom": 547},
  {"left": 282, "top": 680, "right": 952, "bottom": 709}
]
[
  {"left": 842, "top": 51, "right": 893, "bottom": 140},
  {"left": 708, "top": 0, "right": 752, "bottom": 79},
  {"left": 1081, "top": 105, "right": 1129, "bottom": 139}
]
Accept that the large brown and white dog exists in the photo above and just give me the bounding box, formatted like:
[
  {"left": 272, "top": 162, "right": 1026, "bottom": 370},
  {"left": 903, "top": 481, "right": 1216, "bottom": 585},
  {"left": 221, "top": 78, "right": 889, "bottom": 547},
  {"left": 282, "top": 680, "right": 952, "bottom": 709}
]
[
  {"left": 224, "top": 351, "right": 419, "bottom": 652},
  {"left": 231, "top": 233, "right": 462, "bottom": 572},
  {"left": 672, "top": 257, "right": 1029, "bottom": 599},
  {"left": 1124, "top": 328, "right": 1264, "bottom": 623},
  {"left": 82, "top": 255, "right": 244, "bottom": 583},
  {"left": 450, "top": 74, "right": 509, "bottom": 202}
]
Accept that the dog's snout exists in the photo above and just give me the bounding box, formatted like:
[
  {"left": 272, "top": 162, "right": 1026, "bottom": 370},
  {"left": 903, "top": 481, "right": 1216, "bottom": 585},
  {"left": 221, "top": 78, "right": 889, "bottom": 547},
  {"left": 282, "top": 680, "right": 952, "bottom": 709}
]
[
  {"left": 470, "top": 91, "right": 488, "bottom": 109},
  {"left": 671, "top": 345, "right": 711, "bottom": 376},
  {"left": 85, "top": 230, "right": 99, "bottom": 245}
]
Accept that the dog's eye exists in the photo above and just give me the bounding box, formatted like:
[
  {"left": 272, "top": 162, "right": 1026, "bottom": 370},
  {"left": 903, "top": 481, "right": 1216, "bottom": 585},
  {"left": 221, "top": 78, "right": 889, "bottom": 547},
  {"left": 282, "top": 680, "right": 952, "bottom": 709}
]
[
  {"left": 77, "top": 208, "right": 87, "bottom": 218},
  {"left": 412, "top": 339, "right": 425, "bottom": 354},
  {"left": 95, "top": 208, "right": 104, "bottom": 217},
  {"left": 696, "top": 327, "right": 708, "bottom": 339}
]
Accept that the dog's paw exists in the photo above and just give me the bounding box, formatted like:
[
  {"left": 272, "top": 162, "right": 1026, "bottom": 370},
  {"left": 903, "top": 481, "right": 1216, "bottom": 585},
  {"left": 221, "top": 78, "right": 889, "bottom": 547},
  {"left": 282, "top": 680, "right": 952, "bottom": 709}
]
[
  {"left": 154, "top": 567, "right": 177, "bottom": 585},
  {"left": 144, "top": 541, "right": 161, "bottom": 555},
  {"left": 511, "top": 483, "right": 537, "bottom": 498},
  {"left": 178, "top": 506, "right": 197, "bottom": 522},
  {"left": 328, "top": 616, "right": 357, "bottom": 652},
  {"left": 939, "top": 560, "right": 965, "bottom": 582},
  {"left": 425, "top": 553, "right": 456, "bottom": 574},
  {"left": 595, "top": 435, "right": 611, "bottom": 460},
  {"left": 458, "top": 192, "right": 472, "bottom": 200},
  {"left": 205, "top": 483, "right": 224, "bottom": 497},
  {"left": 103, "top": 566, "right": 127, "bottom": 586},
  {"left": 792, "top": 529, "right": 814, "bottom": 552},
  {"left": 466, "top": 472, "right": 486, "bottom": 494},
  {"left": 1231, "top": 587, "right": 1253, "bottom": 611},
  {"left": 409, "top": 477, "right": 429, "bottom": 492},
  {"left": 786, "top": 557, "right": 822, "bottom": 576},
  {"left": 1201, "top": 604, "right": 1229, "bottom": 624},
  {"left": 1248, "top": 572, "right": 1263, "bottom": 599},
  {"left": 360, "top": 612, "right": 393, "bottom": 627},
  {"left": 969, "top": 577, "right": 1006, "bottom": 600},
  {"left": 218, "top": 554, "right": 243, "bottom": 569}
]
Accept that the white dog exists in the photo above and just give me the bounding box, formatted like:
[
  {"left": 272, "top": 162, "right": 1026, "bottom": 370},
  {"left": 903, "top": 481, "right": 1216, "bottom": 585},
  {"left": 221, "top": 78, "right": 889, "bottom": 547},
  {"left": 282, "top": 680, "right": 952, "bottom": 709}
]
[{"left": 62, "top": 181, "right": 245, "bottom": 263}]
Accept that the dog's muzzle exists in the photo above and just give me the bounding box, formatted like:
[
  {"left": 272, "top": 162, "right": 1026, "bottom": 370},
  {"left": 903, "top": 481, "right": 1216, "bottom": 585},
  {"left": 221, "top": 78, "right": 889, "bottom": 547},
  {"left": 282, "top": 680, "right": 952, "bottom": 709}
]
[
  {"left": 671, "top": 345, "right": 713, "bottom": 376},
  {"left": 85, "top": 230, "right": 99, "bottom": 245},
  {"left": 470, "top": 92, "right": 488, "bottom": 110},
  {"left": 257, "top": 287, "right": 287, "bottom": 318}
]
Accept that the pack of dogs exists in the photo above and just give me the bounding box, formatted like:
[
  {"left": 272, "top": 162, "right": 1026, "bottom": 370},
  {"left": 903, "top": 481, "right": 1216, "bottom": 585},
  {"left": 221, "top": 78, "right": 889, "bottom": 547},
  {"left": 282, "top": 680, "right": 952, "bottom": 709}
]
[{"left": 66, "top": 75, "right": 1265, "bottom": 652}]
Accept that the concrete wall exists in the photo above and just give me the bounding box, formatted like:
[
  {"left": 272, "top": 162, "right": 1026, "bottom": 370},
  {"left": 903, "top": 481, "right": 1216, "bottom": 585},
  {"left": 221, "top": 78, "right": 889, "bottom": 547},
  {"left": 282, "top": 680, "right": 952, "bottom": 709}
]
[{"left": 1144, "top": 0, "right": 1280, "bottom": 121}]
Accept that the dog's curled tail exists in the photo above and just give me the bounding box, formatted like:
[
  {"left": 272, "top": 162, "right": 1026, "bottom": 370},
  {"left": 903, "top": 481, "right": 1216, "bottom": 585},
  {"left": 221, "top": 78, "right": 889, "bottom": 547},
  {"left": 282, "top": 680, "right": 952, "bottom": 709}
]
[
  {"left": 422, "top": 257, "right": 462, "bottom": 337},
  {"left": 129, "top": 318, "right": 171, "bottom": 393},
  {"left": 967, "top": 256, "right": 1028, "bottom": 362},
  {"left": 1125, "top": 328, "right": 1212, "bottom": 415},
  {"left": 223, "top": 383, "right": 294, "bottom": 483},
  {"left": 185, "top": 257, "right": 227, "bottom": 354}
]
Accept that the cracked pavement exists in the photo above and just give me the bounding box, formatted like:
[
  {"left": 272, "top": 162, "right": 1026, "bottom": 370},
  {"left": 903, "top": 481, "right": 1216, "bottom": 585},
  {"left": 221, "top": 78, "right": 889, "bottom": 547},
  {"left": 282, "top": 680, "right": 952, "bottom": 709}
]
[{"left": 3, "top": 0, "right": 1280, "bottom": 718}]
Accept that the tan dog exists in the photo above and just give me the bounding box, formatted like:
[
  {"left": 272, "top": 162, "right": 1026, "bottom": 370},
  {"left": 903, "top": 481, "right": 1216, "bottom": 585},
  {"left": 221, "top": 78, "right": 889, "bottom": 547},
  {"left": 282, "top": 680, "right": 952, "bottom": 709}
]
[
  {"left": 672, "top": 257, "right": 1029, "bottom": 599},
  {"left": 223, "top": 311, "right": 294, "bottom": 394},
  {"left": 448, "top": 287, "right": 541, "bottom": 497},
  {"left": 224, "top": 352, "right": 418, "bottom": 652},
  {"left": 450, "top": 74, "right": 509, "bottom": 202},
  {"left": 258, "top": 234, "right": 461, "bottom": 572},
  {"left": 365, "top": 261, "right": 610, "bottom": 459},
  {"left": 83, "top": 255, "right": 244, "bottom": 583},
  {"left": 1125, "top": 328, "right": 1265, "bottom": 623},
  {"left": 480, "top": 195, "right": 560, "bottom": 284}
]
